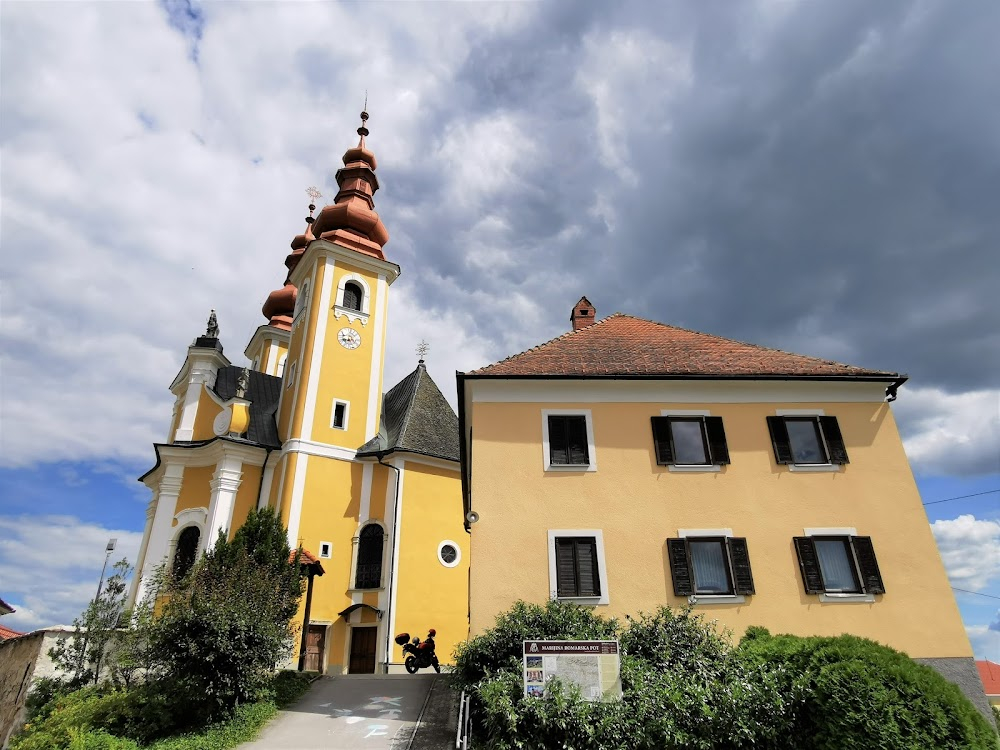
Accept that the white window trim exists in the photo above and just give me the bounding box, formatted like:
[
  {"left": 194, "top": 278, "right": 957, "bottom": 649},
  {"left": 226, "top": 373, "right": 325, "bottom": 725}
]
[
  {"left": 676, "top": 528, "right": 745, "bottom": 604},
  {"left": 437, "top": 539, "right": 462, "bottom": 568},
  {"left": 547, "top": 529, "right": 609, "bottom": 605},
  {"left": 319, "top": 541, "right": 332, "bottom": 559},
  {"left": 348, "top": 520, "right": 388, "bottom": 592},
  {"left": 331, "top": 399, "right": 350, "bottom": 430},
  {"left": 294, "top": 279, "right": 310, "bottom": 322},
  {"left": 802, "top": 526, "right": 874, "bottom": 603},
  {"left": 541, "top": 409, "right": 597, "bottom": 472},
  {"left": 285, "top": 360, "right": 297, "bottom": 389},
  {"left": 333, "top": 273, "right": 371, "bottom": 326},
  {"left": 277, "top": 355, "right": 287, "bottom": 378},
  {"left": 774, "top": 409, "right": 841, "bottom": 472},
  {"left": 660, "top": 409, "right": 722, "bottom": 473}
]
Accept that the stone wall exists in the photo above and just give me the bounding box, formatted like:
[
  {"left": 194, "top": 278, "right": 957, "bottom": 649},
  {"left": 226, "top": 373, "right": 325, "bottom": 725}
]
[
  {"left": 0, "top": 633, "right": 44, "bottom": 750},
  {"left": 915, "top": 656, "right": 995, "bottom": 727}
]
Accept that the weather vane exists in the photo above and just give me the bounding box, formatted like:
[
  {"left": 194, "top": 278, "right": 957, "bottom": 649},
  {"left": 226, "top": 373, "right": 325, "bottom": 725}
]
[{"left": 416, "top": 340, "right": 430, "bottom": 363}]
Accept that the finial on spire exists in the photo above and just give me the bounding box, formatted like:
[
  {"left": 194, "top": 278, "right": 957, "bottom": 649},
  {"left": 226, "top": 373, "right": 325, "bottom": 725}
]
[
  {"left": 206, "top": 309, "right": 219, "bottom": 339},
  {"left": 305, "top": 186, "right": 323, "bottom": 224},
  {"left": 358, "top": 94, "right": 370, "bottom": 139},
  {"left": 236, "top": 367, "right": 250, "bottom": 399},
  {"left": 416, "top": 339, "right": 429, "bottom": 364}
]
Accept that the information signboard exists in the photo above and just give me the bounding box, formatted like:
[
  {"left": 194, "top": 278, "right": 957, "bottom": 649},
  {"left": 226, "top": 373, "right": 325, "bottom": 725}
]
[{"left": 522, "top": 640, "right": 622, "bottom": 702}]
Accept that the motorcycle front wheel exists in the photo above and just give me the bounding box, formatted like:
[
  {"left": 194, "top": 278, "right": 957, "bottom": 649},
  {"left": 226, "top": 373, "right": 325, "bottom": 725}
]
[{"left": 404, "top": 656, "right": 418, "bottom": 674}]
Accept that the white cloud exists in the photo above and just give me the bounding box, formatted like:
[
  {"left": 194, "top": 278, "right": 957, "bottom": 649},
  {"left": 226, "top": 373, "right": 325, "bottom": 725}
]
[
  {"left": 965, "top": 614, "right": 1000, "bottom": 662},
  {"left": 930, "top": 514, "right": 1000, "bottom": 593},
  {"left": 895, "top": 387, "right": 1000, "bottom": 476},
  {"left": 0, "top": 515, "right": 142, "bottom": 632}
]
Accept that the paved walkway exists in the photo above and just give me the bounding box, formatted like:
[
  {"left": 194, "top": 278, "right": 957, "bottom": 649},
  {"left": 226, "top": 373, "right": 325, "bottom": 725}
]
[{"left": 238, "top": 674, "right": 438, "bottom": 750}]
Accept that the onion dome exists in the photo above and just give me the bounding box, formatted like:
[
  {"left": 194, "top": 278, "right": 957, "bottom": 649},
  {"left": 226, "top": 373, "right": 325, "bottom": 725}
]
[{"left": 310, "top": 110, "right": 389, "bottom": 258}]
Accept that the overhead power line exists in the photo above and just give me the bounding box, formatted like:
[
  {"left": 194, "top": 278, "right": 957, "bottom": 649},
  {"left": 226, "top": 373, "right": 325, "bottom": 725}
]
[
  {"left": 922, "top": 489, "right": 1000, "bottom": 506},
  {"left": 952, "top": 587, "right": 1000, "bottom": 602}
]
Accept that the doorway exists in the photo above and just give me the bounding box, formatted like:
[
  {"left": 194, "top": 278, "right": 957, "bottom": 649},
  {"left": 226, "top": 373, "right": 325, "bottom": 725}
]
[
  {"left": 304, "top": 625, "right": 326, "bottom": 672},
  {"left": 348, "top": 626, "right": 378, "bottom": 673}
]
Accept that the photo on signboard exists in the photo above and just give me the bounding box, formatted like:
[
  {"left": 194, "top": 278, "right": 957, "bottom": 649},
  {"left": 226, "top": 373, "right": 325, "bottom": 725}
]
[
  {"left": 526, "top": 670, "right": 543, "bottom": 682},
  {"left": 526, "top": 656, "right": 542, "bottom": 668},
  {"left": 526, "top": 684, "right": 545, "bottom": 697}
]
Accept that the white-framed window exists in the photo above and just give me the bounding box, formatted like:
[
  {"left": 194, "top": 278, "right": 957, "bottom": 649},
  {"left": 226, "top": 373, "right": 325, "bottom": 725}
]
[
  {"left": 547, "top": 529, "right": 609, "bottom": 605},
  {"left": 668, "top": 528, "right": 754, "bottom": 603},
  {"left": 795, "top": 527, "right": 884, "bottom": 603},
  {"left": 437, "top": 540, "right": 461, "bottom": 568},
  {"left": 652, "top": 410, "right": 730, "bottom": 472},
  {"left": 333, "top": 273, "right": 371, "bottom": 325},
  {"left": 542, "top": 409, "right": 597, "bottom": 471},
  {"left": 294, "top": 279, "right": 310, "bottom": 320},
  {"left": 319, "top": 541, "right": 332, "bottom": 559},
  {"left": 331, "top": 399, "right": 349, "bottom": 430},
  {"left": 277, "top": 355, "right": 287, "bottom": 378},
  {"left": 352, "top": 522, "right": 386, "bottom": 590},
  {"left": 767, "top": 410, "right": 848, "bottom": 471},
  {"left": 285, "top": 360, "right": 296, "bottom": 389}
]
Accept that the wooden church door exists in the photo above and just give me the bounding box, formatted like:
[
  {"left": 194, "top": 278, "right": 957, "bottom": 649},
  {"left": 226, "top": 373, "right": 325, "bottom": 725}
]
[
  {"left": 304, "top": 625, "right": 326, "bottom": 672},
  {"left": 349, "top": 626, "right": 377, "bottom": 673}
]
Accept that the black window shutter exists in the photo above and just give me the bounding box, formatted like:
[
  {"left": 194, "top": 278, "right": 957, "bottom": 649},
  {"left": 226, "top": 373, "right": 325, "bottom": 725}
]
[
  {"left": 549, "top": 416, "right": 569, "bottom": 465},
  {"left": 726, "top": 537, "right": 755, "bottom": 595},
  {"left": 850, "top": 536, "right": 885, "bottom": 594},
  {"left": 705, "top": 417, "right": 730, "bottom": 465},
  {"left": 766, "top": 416, "right": 793, "bottom": 464},
  {"left": 667, "top": 538, "right": 694, "bottom": 596},
  {"left": 555, "top": 538, "right": 578, "bottom": 597},
  {"left": 567, "top": 417, "right": 590, "bottom": 465},
  {"left": 576, "top": 540, "right": 600, "bottom": 597},
  {"left": 819, "top": 416, "right": 850, "bottom": 464},
  {"left": 793, "top": 537, "right": 825, "bottom": 594},
  {"left": 651, "top": 417, "right": 674, "bottom": 465}
]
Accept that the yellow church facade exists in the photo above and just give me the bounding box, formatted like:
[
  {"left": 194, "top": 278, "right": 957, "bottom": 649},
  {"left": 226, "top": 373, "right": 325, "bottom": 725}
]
[
  {"left": 129, "top": 113, "right": 468, "bottom": 674},
  {"left": 458, "top": 299, "right": 986, "bottom": 710}
]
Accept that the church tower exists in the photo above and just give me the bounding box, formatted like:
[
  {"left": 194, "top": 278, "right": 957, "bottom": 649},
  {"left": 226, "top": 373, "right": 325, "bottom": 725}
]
[{"left": 130, "top": 112, "right": 469, "bottom": 675}]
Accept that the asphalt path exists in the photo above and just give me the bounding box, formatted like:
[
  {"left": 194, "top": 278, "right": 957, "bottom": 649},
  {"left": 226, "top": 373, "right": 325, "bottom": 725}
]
[{"left": 238, "top": 674, "right": 437, "bottom": 750}]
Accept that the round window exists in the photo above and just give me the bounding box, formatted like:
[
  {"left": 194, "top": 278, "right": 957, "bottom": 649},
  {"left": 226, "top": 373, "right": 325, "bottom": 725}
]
[{"left": 437, "top": 540, "right": 461, "bottom": 568}]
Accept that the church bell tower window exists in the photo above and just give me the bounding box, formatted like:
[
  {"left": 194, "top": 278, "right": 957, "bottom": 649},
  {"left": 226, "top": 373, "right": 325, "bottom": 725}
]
[{"left": 343, "top": 282, "right": 363, "bottom": 312}]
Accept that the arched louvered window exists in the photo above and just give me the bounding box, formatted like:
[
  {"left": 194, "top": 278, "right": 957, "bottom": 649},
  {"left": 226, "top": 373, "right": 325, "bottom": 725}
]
[
  {"left": 355, "top": 524, "right": 384, "bottom": 589},
  {"left": 343, "top": 282, "right": 363, "bottom": 312},
  {"left": 173, "top": 526, "right": 200, "bottom": 580}
]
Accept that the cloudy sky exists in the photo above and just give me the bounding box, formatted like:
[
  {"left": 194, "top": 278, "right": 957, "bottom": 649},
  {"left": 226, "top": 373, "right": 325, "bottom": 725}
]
[{"left": 1, "top": 0, "right": 997, "bottom": 657}]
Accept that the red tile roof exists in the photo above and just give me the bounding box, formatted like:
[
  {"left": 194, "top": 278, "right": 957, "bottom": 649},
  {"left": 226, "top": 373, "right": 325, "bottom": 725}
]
[
  {"left": 290, "top": 549, "right": 325, "bottom": 575},
  {"left": 0, "top": 623, "right": 24, "bottom": 641},
  {"left": 468, "top": 314, "right": 900, "bottom": 379},
  {"left": 977, "top": 660, "right": 1000, "bottom": 696}
]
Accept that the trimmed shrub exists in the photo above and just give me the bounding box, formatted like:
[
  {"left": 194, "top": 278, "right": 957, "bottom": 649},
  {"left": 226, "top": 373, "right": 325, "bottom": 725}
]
[
  {"left": 270, "top": 670, "right": 313, "bottom": 708},
  {"left": 738, "top": 629, "right": 998, "bottom": 749}
]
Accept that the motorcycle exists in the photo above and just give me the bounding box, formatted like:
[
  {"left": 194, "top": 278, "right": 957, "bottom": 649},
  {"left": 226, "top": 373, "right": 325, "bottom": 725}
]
[{"left": 395, "top": 630, "right": 441, "bottom": 674}]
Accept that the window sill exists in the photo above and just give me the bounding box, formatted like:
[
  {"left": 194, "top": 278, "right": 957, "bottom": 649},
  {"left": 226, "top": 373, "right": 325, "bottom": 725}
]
[
  {"left": 787, "top": 463, "right": 842, "bottom": 473},
  {"left": 818, "top": 592, "right": 874, "bottom": 603},
  {"left": 554, "top": 595, "right": 609, "bottom": 606},
  {"left": 668, "top": 464, "right": 722, "bottom": 473},
  {"left": 545, "top": 463, "right": 596, "bottom": 473},
  {"left": 688, "top": 594, "right": 746, "bottom": 605},
  {"left": 348, "top": 586, "right": 384, "bottom": 593},
  {"left": 333, "top": 306, "right": 370, "bottom": 327}
]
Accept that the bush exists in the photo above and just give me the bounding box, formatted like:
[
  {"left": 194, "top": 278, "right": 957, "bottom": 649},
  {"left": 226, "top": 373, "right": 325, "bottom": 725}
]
[
  {"left": 738, "top": 629, "right": 998, "bottom": 749},
  {"left": 270, "top": 670, "right": 313, "bottom": 708}
]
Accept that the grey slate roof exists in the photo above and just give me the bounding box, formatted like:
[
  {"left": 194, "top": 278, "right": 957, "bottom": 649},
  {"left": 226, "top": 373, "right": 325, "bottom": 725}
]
[
  {"left": 213, "top": 366, "right": 282, "bottom": 448},
  {"left": 357, "top": 363, "right": 460, "bottom": 462}
]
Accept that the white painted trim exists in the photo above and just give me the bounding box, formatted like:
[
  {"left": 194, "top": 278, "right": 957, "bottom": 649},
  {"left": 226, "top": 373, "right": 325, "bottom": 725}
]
[
  {"left": 282, "top": 438, "right": 357, "bottom": 462},
  {"left": 142, "top": 441, "right": 266, "bottom": 490},
  {"left": 277, "top": 354, "right": 286, "bottom": 378},
  {"left": 541, "top": 409, "right": 597, "bottom": 472},
  {"left": 347, "top": 519, "right": 389, "bottom": 592},
  {"left": 669, "top": 464, "right": 722, "bottom": 473},
  {"left": 257, "top": 451, "right": 279, "bottom": 510},
  {"left": 333, "top": 273, "right": 372, "bottom": 326},
  {"left": 547, "top": 529, "right": 610, "bottom": 606},
  {"left": 788, "top": 464, "right": 841, "bottom": 473},
  {"left": 678, "top": 528, "right": 734, "bottom": 538},
  {"left": 286, "top": 361, "right": 297, "bottom": 389},
  {"left": 205, "top": 455, "right": 244, "bottom": 547},
  {"left": 819, "top": 593, "right": 875, "bottom": 603},
  {"left": 285, "top": 453, "right": 310, "bottom": 547},
  {"left": 470, "top": 379, "right": 888, "bottom": 404},
  {"left": 293, "top": 238, "right": 401, "bottom": 286},
  {"left": 804, "top": 527, "right": 858, "bottom": 536},
  {"left": 366, "top": 273, "right": 389, "bottom": 438},
  {"left": 776, "top": 408, "right": 826, "bottom": 416},
  {"left": 689, "top": 594, "right": 746, "bottom": 605},
  {"left": 331, "top": 399, "right": 350, "bottom": 430},
  {"left": 302, "top": 256, "right": 334, "bottom": 441},
  {"left": 319, "top": 541, "right": 332, "bottom": 559},
  {"left": 293, "top": 278, "right": 310, "bottom": 321},
  {"left": 385, "top": 452, "right": 458, "bottom": 472},
  {"left": 385, "top": 457, "right": 405, "bottom": 663},
  {"left": 359, "top": 461, "right": 373, "bottom": 522},
  {"left": 660, "top": 409, "right": 711, "bottom": 416},
  {"left": 437, "top": 539, "right": 462, "bottom": 568},
  {"left": 243, "top": 324, "right": 289, "bottom": 369}
]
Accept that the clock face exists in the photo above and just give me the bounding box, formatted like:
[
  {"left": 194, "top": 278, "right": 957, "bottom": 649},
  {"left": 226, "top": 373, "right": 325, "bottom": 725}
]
[{"left": 338, "top": 327, "right": 361, "bottom": 350}]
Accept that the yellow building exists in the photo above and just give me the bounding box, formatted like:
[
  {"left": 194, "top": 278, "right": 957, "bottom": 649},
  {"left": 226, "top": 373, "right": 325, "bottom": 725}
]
[
  {"left": 458, "top": 298, "right": 986, "bottom": 708},
  {"left": 129, "top": 113, "right": 468, "bottom": 674}
]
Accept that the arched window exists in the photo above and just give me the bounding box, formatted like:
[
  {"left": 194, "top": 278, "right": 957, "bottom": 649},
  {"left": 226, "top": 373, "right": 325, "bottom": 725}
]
[
  {"left": 343, "top": 282, "right": 363, "bottom": 312},
  {"left": 355, "top": 524, "right": 384, "bottom": 589},
  {"left": 173, "top": 526, "right": 200, "bottom": 580}
]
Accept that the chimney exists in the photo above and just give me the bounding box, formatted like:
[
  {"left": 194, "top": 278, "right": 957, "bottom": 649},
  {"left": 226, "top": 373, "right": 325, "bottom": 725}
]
[{"left": 570, "top": 297, "right": 596, "bottom": 332}]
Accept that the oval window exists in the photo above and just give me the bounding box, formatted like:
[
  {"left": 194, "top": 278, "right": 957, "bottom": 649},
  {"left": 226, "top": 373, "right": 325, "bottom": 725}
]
[{"left": 437, "top": 540, "right": 461, "bottom": 568}]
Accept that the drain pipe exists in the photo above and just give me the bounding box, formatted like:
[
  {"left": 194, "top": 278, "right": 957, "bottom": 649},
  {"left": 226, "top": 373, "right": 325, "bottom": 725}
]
[{"left": 378, "top": 453, "right": 402, "bottom": 674}]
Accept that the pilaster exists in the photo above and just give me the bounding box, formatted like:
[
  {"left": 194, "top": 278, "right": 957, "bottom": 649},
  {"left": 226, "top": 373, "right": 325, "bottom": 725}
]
[
  {"left": 205, "top": 455, "right": 244, "bottom": 546},
  {"left": 134, "top": 466, "right": 185, "bottom": 606}
]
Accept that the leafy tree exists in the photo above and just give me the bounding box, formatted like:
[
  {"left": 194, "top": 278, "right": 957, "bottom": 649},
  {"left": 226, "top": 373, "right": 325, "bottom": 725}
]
[
  {"left": 143, "top": 507, "right": 304, "bottom": 723},
  {"left": 49, "top": 560, "right": 132, "bottom": 687}
]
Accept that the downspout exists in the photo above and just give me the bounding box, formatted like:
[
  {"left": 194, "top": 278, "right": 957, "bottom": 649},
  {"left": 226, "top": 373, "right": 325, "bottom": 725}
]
[{"left": 378, "top": 453, "right": 401, "bottom": 674}]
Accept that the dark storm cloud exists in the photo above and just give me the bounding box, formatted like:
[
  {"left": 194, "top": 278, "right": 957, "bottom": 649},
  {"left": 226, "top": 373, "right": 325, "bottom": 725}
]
[{"left": 380, "top": 0, "right": 998, "bottom": 396}]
